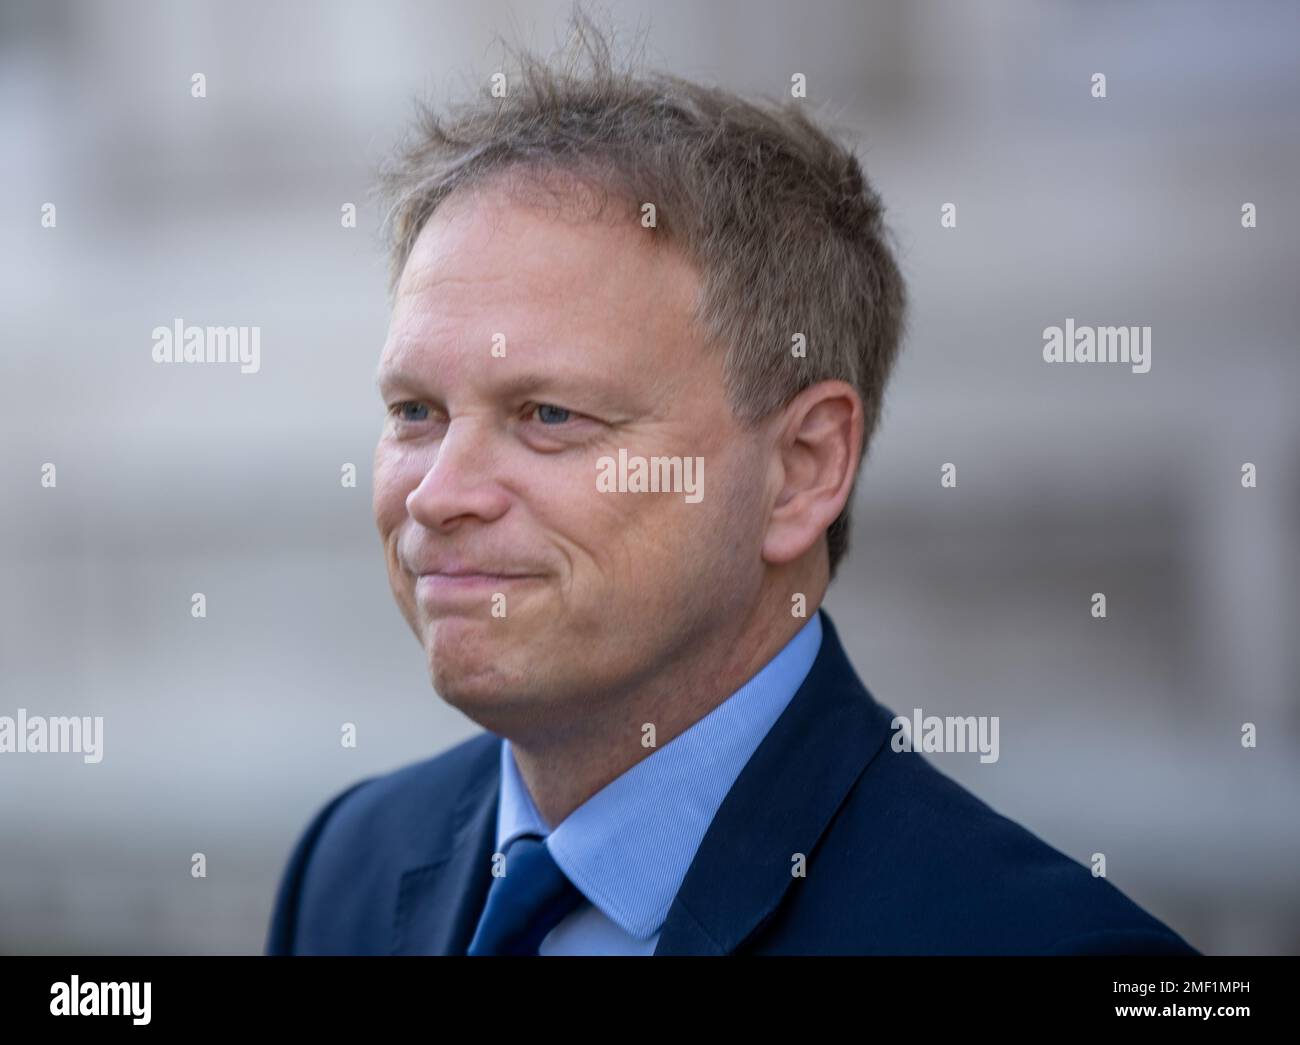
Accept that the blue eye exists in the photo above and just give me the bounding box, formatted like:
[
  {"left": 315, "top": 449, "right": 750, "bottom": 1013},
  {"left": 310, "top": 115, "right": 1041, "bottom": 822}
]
[
  {"left": 392, "top": 401, "right": 429, "bottom": 422},
  {"left": 535, "top": 404, "right": 572, "bottom": 424}
]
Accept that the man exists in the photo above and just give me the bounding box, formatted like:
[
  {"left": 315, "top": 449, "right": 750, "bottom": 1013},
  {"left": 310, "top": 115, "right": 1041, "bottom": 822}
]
[{"left": 266, "top": 19, "right": 1197, "bottom": 956}]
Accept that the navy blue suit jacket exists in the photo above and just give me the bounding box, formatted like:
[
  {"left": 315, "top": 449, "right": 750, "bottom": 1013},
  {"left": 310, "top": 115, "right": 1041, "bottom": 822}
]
[{"left": 266, "top": 609, "right": 1199, "bottom": 955}]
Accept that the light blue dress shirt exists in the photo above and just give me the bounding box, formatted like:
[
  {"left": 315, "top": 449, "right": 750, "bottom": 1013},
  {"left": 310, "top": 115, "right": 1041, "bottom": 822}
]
[{"left": 491, "top": 611, "right": 823, "bottom": 955}]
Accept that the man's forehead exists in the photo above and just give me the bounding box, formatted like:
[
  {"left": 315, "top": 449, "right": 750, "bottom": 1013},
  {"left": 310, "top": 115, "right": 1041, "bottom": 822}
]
[
  {"left": 403, "top": 191, "right": 621, "bottom": 275},
  {"left": 377, "top": 321, "right": 635, "bottom": 394},
  {"left": 395, "top": 183, "right": 699, "bottom": 306},
  {"left": 383, "top": 187, "right": 710, "bottom": 393}
]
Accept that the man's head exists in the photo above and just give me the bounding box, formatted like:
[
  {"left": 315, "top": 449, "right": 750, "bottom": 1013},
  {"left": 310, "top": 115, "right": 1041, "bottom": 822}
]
[{"left": 372, "top": 17, "right": 906, "bottom": 736}]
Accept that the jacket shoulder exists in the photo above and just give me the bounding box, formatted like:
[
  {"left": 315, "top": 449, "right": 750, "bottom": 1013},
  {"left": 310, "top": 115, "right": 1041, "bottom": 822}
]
[
  {"left": 765, "top": 741, "right": 1198, "bottom": 955},
  {"left": 265, "top": 731, "right": 500, "bottom": 955}
]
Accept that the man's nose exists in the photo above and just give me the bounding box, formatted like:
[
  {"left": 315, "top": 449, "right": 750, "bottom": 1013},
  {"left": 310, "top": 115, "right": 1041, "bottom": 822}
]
[{"left": 405, "top": 416, "right": 510, "bottom": 530}]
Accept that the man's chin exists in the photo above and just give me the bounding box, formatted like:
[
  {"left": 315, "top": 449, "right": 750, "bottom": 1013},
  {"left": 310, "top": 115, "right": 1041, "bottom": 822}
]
[
  {"left": 419, "top": 606, "right": 532, "bottom": 642},
  {"left": 422, "top": 617, "right": 531, "bottom": 705}
]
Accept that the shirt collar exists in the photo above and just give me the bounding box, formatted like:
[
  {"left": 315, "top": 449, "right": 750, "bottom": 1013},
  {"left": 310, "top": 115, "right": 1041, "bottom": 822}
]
[{"left": 495, "top": 611, "right": 823, "bottom": 939}]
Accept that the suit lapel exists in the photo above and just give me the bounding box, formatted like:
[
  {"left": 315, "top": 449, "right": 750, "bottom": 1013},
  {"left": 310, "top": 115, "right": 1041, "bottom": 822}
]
[
  {"left": 392, "top": 737, "right": 502, "bottom": 955},
  {"left": 653, "top": 609, "right": 894, "bottom": 955}
]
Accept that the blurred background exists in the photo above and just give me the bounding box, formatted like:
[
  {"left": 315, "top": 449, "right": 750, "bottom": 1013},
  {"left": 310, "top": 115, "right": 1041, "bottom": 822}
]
[{"left": 1, "top": 0, "right": 1297, "bottom": 954}]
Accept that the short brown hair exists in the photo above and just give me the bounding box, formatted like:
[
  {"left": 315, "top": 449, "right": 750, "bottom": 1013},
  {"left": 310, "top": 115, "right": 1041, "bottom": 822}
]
[{"left": 378, "top": 8, "right": 907, "bottom": 583}]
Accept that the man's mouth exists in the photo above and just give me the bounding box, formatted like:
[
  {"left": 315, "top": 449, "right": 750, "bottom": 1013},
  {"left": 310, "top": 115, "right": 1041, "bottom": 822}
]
[{"left": 414, "top": 570, "right": 543, "bottom": 603}]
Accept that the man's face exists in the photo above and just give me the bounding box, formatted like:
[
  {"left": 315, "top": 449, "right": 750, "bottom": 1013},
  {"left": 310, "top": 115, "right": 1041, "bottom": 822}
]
[{"left": 373, "top": 185, "right": 772, "bottom": 738}]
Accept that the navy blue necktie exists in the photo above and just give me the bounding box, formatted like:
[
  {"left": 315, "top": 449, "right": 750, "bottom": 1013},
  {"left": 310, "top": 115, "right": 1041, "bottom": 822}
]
[{"left": 467, "top": 834, "right": 586, "bottom": 955}]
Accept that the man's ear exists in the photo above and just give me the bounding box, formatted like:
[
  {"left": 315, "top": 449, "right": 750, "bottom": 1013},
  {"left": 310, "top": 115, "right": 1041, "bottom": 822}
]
[{"left": 761, "top": 380, "right": 864, "bottom": 567}]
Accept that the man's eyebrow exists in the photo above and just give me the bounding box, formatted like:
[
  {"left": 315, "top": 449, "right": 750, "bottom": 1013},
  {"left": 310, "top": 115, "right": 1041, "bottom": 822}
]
[
  {"left": 374, "top": 366, "right": 414, "bottom": 392},
  {"left": 492, "top": 370, "right": 619, "bottom": 399}
]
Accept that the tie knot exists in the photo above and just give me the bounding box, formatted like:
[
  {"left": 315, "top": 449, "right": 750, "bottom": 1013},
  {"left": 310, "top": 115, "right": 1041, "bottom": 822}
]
[{"left": 467, "top": 834, "right": 587, "bottom": 955}]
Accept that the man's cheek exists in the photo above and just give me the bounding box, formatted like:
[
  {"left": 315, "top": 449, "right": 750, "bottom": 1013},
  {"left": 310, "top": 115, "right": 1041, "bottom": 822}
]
[
  {"left": 373, "top": 464, "right": 416, "bottom": 529},
  {"left": 371, "top": 458, "right": 395, "bottom": 520}
]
